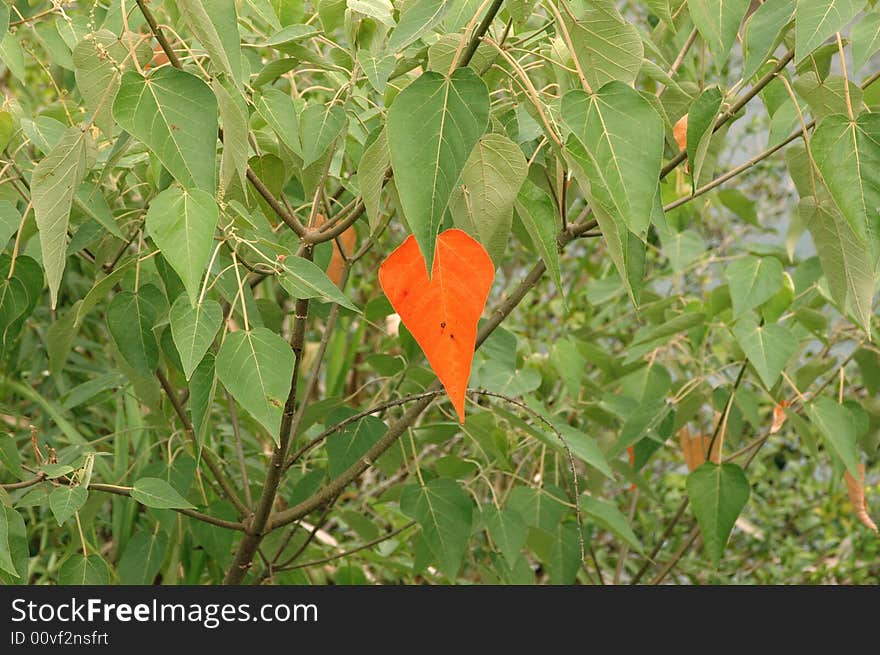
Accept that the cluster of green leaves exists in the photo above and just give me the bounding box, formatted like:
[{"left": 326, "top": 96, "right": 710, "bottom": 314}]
[{"left": 0, "top": 0, "right": 878, "bottom": 585}]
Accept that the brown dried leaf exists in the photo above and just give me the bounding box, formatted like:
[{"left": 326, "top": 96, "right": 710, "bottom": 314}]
[
  {"left": 844, "top": 464, "right": 878, "bottom": 533},
  {"left": 770, "top": 399, "right": 791, "bottom": 434},
  {"left": 678, "top": 426, "right": 720, "bottom": 471}
]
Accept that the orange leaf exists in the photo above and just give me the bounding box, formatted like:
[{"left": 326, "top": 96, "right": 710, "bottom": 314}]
[
  {"left": 673, "top": 114, "right": 690, "bottom": 173},
  {"left": 770, "top": 399, "right": 790, "bottom": 434},
  {"left": 314, "top": 213, "right": 356, "bottom": 287},
  {"left": 673, "top": 114, "right": 688, "bottom": 153},
  {"left": 379, "top": 229, "right": 494, "bottom": 423},
  {"left": 844, "top": 464, "right": 878, "bottom": 534},
  {"left": 678, "top": 426, "right": 720, "bottom": 472}
]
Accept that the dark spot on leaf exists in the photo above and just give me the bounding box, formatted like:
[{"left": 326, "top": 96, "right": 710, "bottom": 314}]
[{"left": 440, "top": 321, "right": 446, "bottom": 329}]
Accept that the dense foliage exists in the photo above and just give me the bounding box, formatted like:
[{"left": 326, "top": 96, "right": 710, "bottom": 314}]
[{"left": 0, "top": 0, "right": 878, "bottom": 586}]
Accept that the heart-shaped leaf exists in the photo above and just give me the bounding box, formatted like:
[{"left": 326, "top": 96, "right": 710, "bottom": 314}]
[
  {"left": 113, "top": 68, "right": 217, "bottom": 191},
  {"left": 169, "top": 296, "right": 222, "bottom": 380},
  {"left": 131, "top": 477, "right": 195, "bottom": 509},
  {"left": 216, "top": 327, "right": 294, "bottom": 440},
  {"left": 733, "top": 317, "right": 798, "bottom": 389},
  {"left": 145, "top": 185, "right": 218, "bottom": 306},
  {"left": 687, "top": 462, "right": 751, "bottom": 564},
  {"left": 379, "top": 229, "right": 494, "bottom": 422},
  {"left": 387, "top": 69, "right": 489, "bottom": 270},
  {"left": 49, "top": 485, "right": 88, "bottom": 525},
  {"left": 725, "top": 255, "right": 784, "bottom": 318}
]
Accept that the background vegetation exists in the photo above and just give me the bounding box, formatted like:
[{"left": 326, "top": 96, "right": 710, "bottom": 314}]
[{"left": 0, "top": 0, "right": 878, "bottom": 585}]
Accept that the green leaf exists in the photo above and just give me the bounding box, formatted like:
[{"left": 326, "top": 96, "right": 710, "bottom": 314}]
[
  {"left": 264, "top": 25, "right": 320, "bottom": 50},
  {"left": 687, "top": 87, "right": 723, "bottom": 190},
  {"left": 190, "top": 500, "right": 237, "bottom": 565},
  {"left": 32, "top": 127, "right": 93, "bottom": 309},
  {"left": 0, "top": 200, "right": 19, "bottom": 248},
  {"left": 0, "top": 32, "right": 25, "bottom": 83},
  {"left": 73, "top": 30, "right": 144, "bottom": 135},
  {"left": 794, "top": 74, "right": 864, "bottom": 121},
  {"left": 49, "top": 485, "right": 88, "bottom": 525},
  {"left": 507, "top": 485, "right": 567, "bottom": 532},
  {"left": 75, "top": 181, "right": 124, "bottom": 238},
  {"left": 47, "top": 301, "right": 81, "bottom": 375},
  {"left": 800, "top": 196, "right": 874, "bottom": 333},
  {"left": 40, "top": 463, "right": 74, "bottom": 479},
  {"left": 806, "top": 396, "right": 861, "bottom": 478},
  {"left": 256, "top": 88, "right": 303, "bottom": 156},
  {"left": 550, "top": 339, "right": 585, "bottom": 399},
  {"left": 75, "top": 261, "right": 134, "bottom": 327},
  {"left": 216, "top": 328, "right": 295, "bottom": 440},
  {"left": 214, "top": 76, "right": 249, "bottom": 192},
  {"left": 645, "top": 0, "right": 675, "bottom": 25},
  {"left": 190, "top": 352, "right": 217, "bottom": 450},
  {"left": 687, "top": 0, "right": 751, "bottom": 66},
  {"left": 0, "top": 506, "right": 26, "bottom": 579},
  {"left": 794, "top": 0, "right": 863, "bottom": 63},
  {"left": 556, "top": 424, "right": 614, "bottom": 480},
  {"left": 118, "top": 530, "right": 168, "bottom": 584},
  {"left": 388, "top": 0, "right": 449, "bottom": 51},
  {"left": 400, "top": 478, "right": 473, "bottom": 579},
  {"left": 131, "top": 477, "right": 195, "bottom": 509},
  {"left": 581, "top": 495, "right": 643, "bottom": 554},
  {"left": 851, "top": 10, "right": 880, "bottom": 72},
  {"left": 732, "top": 317, "right": 797, "bottom": 389},
  {"left": 325, "top": 413, "right": 386, "bottom": 478},
  {"left": 811, "top": 113, "right": 880, "bottom": 241},
  {"left": 484, "top": 505, "right": 528, "bottom": 568},
  {"left": 106, "top": 284, "right": 166, "bottom": 376},
  {"left": 358, "top": 50, "right": 396, "bottom": 93},
  {"left": 279, "top": 256, "right": 358, "bottom": 310},
  {"left": 449, "top": 133, "right": 527, "bottom": 264},
  {"left": 387, "top": 68, "right": 489, "bottom": 269},
  {"left": 565, "top": 134, "right": 647, "bottom": 304},
  {"left": 0, "top": 506, "right": 17, "bottom": 577},
  {"left": 724, "top": 255, "right": 784, "bottom": 318},
  {"left": 169, "top": 297, "right": 222, "bottom": 381},
  {"left": 686, "top": 462, "right": 750, "bottom": 564},
  {"left": 0, "top": 111, "right": 12, "bottom": 154},
  {"left": 358, "top": 127, "right": 389, "bottom": 230},
  {"left": 548, "top": 521, "right": 582, "bottom": 584},
  {"left": 146, "top": 186, "right": 218, "bottom": 306},
  {"left": 561, "top": 81, "right": 665, "bottom": 237},
  {"left": 428, "top": 32, "right": 495, "bottom": 73},
  {"left": 178, "top": 0, "right": 243, "bottom": 85},
  {"left": 514, "top": 180, "right": 563, "bottom": 300},
  {"left": 348, "top": 0, "right": 395, "bottom": 27},
  {"left": 113, "top": 67, "right": 218, "bottom": 191},
  {"left": 742, "top": 0, "right": 795, "bottom": 81},
  {"left": 299, "top": 103, "right": 347, "bottom": 168},
  {"left": 563, "top": 2, "right": 643, "bottom": 90},
  {"left": 58, "top": 554, "right": 111, "bottom": 585}
]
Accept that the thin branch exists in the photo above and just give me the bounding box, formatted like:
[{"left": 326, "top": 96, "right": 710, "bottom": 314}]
[
  {"left": 660, "top": 50, "right": 795, "bottom": 178},
  {"left": 134, "top": 0, "right": 308, "bottom": 238},
  {"left": 0, "top": 473, "right": 45, "bottom": 491},
  {"left": 156, "top": 369, "right": 250, "bottom": 517},
  {"left": 275, "top": 522, "right": 417, "bottom": 573},
  {"left": 86, "top": 482, "right": 245, "bottom": 531},
  {"left": 458, "top": 0, "right": 505, "bottom": 68},
  {"left": 224, "top": 251, "right": 314, "bottom": 584}
]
